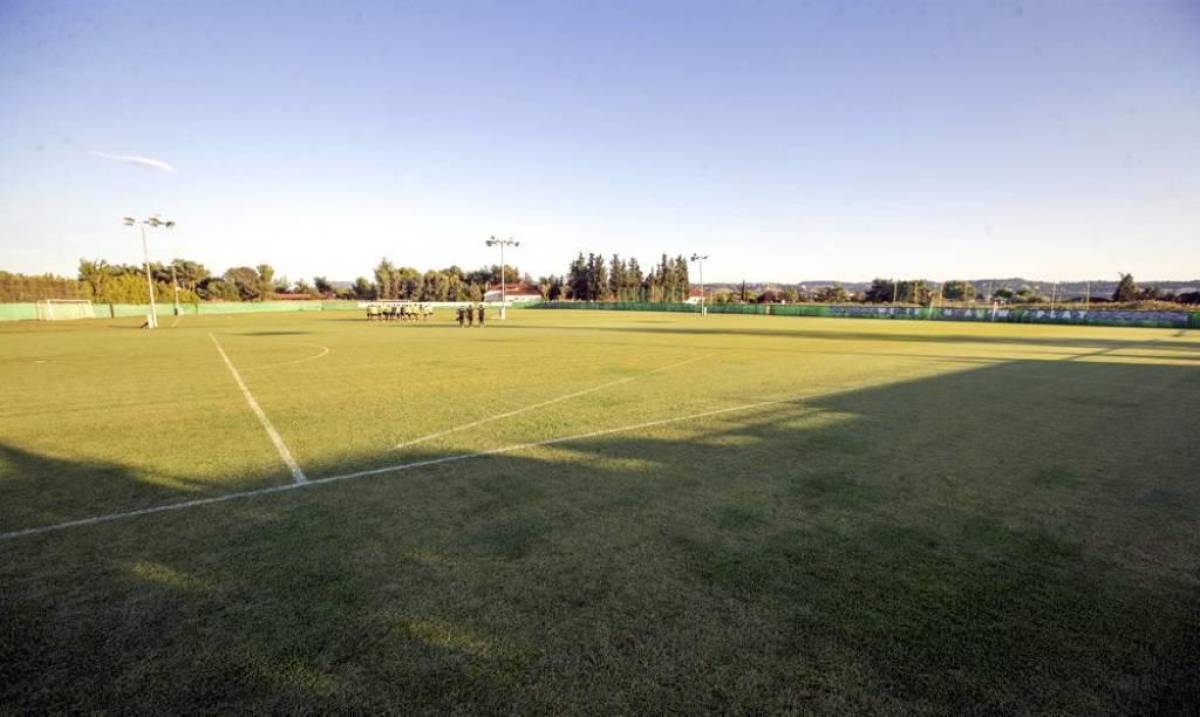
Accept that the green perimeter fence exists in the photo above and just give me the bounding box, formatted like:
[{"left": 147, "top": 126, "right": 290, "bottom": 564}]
[
  {"left": 0, "top": 300, "right": 362, "bottom": 322},
  {"left": 3, "top": 299, "right": 1198, "bottom": 329},
  {"left": 534, "top": 301, "right": 1200, "bottom": 330}
]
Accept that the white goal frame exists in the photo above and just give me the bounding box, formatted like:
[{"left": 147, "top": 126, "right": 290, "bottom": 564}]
[{"left": 35, "top": 299, "right": 96, "bottom": 321}]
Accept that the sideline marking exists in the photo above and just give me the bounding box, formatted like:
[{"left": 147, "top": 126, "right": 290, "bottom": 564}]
[
  {"left": 209, "top": 332, "right": 307, "bottom": 484},
  {"left": 394, "top": 355, "right": 705, "bottom": 450},
  {"left": 0, "top": 392, "right": 808, "bottom": 542}
]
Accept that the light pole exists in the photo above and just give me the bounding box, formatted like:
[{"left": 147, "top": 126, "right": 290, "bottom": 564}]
[
  {"left": 690, "top": 254, "right": 708, "bottom": 315},
  {"left": 485, "top": 236, "right": 519, "bottom": 320},
  {"left": 123, "top": 215, "right": 175, "bottom": 329},
  {"left": 171, "top": 263, "right": 181, "bottom": 315}
]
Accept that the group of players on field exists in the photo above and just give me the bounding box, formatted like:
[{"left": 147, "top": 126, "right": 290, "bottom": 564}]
[
  {"left": 366, "top": 303, "right": 434, "bottom": 321},
  {"left": 365, "top": 303, "right": 486, "bottom": 327},
  {"left": 455, "top": 304, "right": 486, "bottom": 327}
]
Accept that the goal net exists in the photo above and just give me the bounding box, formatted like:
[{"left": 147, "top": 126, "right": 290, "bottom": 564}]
[{"left": 35, "top": 299, "right": 96, "bottom": 321}]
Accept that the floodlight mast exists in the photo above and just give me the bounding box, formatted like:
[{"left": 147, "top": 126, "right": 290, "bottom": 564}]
[
  {"left": 690, "top": 254, "right": 709, "bottom": 315},
  {"left": 123, "top": 215, "right": 176, "bottom": 329},
  {"left": 485, "top": 236, "right": 519, "bottom": 320}
]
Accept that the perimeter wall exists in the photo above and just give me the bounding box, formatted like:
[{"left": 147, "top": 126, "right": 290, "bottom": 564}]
[
  {"left": 0, "top": 300, "right": 529, "bottom": 321},
  {"left": 533, "top": 301, "right": 1200, "bottom": 329}
]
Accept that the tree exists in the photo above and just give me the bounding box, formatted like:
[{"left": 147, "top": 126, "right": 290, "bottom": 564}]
[
  {"left": 374, "top": 259, "right": 397, "bottom": 299},
  {"left": 352, "top": 276, "right": 376, "bottom": 300},
  {"left": 1015, "top": 286, "right": 1043, "bottom": 304},
  {"left": 313, "top": 276, "right": 334, "bottom": 295},
  {"left": 864, "top": 278, "right": 895, "bottom": 303},
  {"left": 421, "top": 270, "right": 451, "bottom": 301},
  {"left": 170, "top": 259, "right": 210, "bottom": 291},
  {"left": 895, "top": 280, "right": 932, "bottom": 305},
  {"left": 586, "top": 253, "right": 608, "bottom": 301},
  {"left": 395, "top": 267, "right": 423, "bottom": 299},
  {"left": 942, "top": 280, "right": 976, "bottom": 302},
  {"left": 255, "top": 264, "right": 275, "bottom": 301},
  {"left": 444, "top": 271, "right": 468, "bottom": 301},
  {"left": 224, "top": 267, "right": 263, "bottom": 301},
  {"left": 626, "top": 258, "right": 644, "bottom": 301},
  {"left": 537, "top": 275, "right": 564, "bottom": 300},
  {"left": 672, "top": 256, "right": 690, "bottom": 302},
  {"left": 198, "top": 277, "right": 240, "bottom": 302},
  {"left": 487, "top": 264, "right": 521, "bottom": 286},
  {"left": 608, "top": 255, "right": 625, "bottom": 301},
  {"left": 567, "top": 254, "right": 588, "bottom": 300},
  {"left": 814, "top": 284, "right": 850, "bottom": 303},
  {"left": 1113, "top": 273, "right": 1138, "bottom": 302},
  {"left": 78, "top": 259, "right": 110, "bottom": 299}
]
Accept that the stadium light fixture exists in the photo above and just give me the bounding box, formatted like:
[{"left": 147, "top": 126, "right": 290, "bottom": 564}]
[
  {"left": 485, "top": 236, "right": 519, "bottom": 320},
  {"left": 123, "top": 215, "right": 176, "bottom": 329},
  {"left": 690, "top": 254, "right": 709, "bottom": 315}
]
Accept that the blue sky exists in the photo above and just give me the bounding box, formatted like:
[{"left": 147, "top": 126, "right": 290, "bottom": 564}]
[{"left": 1, "top": 0, "right": 1197, "bottom": 283}]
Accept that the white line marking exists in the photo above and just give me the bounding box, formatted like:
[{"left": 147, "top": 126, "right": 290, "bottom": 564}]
[
  {"left": 0, "top": 393, "right": 796, "bottom": 541},
  {"left": 394, "top": 355, "right": 705, "bottom": 449},
  {"left": 209, "top": 332, "right": 307, "bottom": 484},
  {"left": 0, "top": 370, "right": 940, "bottom": 542},
  {"left": 0, "top": 484, "right": 302, "bottom": 541},
  {"left": 241, "top": 343, "right": 331, "bottom": 371}
]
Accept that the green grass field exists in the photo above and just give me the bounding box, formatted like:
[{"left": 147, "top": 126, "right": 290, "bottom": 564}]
[{"left": 1, "top": 308, "right": 1198, "bottom": 713}]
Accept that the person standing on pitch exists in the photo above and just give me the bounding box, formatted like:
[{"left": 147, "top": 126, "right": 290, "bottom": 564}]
[
  {"left": 477, "top": 303, "right": 486, "bottom": 327},
  {"left": 456, "top": 306, "right": 464, "bottom": 327},
  {"left": 466, "top": 305, "right": 474, "bottom": 327}
]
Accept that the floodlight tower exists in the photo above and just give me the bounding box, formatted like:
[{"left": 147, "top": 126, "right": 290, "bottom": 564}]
[
  {"left": 690, "top": 254, "right": 709, "bottom": 315},
  {"left": 486, "top": 236, "right": 519, "bottom": 320},
  {"left": 123, "top": 215, "right": 176, "bottom": 329}
]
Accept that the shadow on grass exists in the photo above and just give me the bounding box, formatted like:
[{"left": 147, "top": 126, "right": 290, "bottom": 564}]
[
  {"left": 1, "top": 359, "right": 1198, "bottom": 712},
  {"left": 237, "top": 331, "right": 315, "bottom": 336},
  {"left": 526, "top": 320, "right": 1200, "bottom": 353}
]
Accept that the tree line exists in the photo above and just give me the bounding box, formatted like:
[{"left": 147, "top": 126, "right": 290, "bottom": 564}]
[
  {"left": 536, "top": 253, "right": 691, "bottom": 302},
  {"left": 3, "top": 257, "right": 1198, "bottom": 308},
  {"left": 0, "top": 257, "right": 528, "bottom": 304},
  {"left": 707, "top": 274, "right": 1200, "bottom": 306},
  {"left": 367, "top": 260, "right": 523, "bottom": 302}
]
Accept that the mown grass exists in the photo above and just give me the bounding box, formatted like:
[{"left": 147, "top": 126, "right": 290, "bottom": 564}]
[{"left": 1, "top": 309, "right": 1198, "bottom": 713}]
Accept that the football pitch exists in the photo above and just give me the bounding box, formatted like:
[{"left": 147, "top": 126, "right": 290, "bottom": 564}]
[{"left": 1, "top": 308, "right": 1198, "bottom": 712}]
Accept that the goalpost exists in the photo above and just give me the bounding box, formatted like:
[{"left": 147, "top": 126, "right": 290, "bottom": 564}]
[{"left": 35, "top": 299, "right": 96, "bottom": 321}]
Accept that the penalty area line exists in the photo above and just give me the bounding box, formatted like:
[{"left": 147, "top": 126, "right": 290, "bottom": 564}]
[
  {"left": 209, "top": 332, "right": 307, "bottom": 484},
  {"left": 0, "top": 392, "right": 797, "bottom": 542},
  {"left": 393, "top": 354, "right": 706, "bottom": 450}
]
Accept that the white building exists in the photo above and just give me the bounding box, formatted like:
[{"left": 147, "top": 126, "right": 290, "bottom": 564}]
[{"left": 483, "top": 283, "right": 543, "bottom": 303}]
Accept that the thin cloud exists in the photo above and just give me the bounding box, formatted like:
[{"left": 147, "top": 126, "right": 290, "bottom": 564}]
[{"left": 90, "top": 151, "right": 176, "bottom": 173}]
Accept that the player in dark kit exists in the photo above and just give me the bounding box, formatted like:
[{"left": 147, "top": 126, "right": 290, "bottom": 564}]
[{"left": 477, "top": 304, "right": 485, "bottom": 327}]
